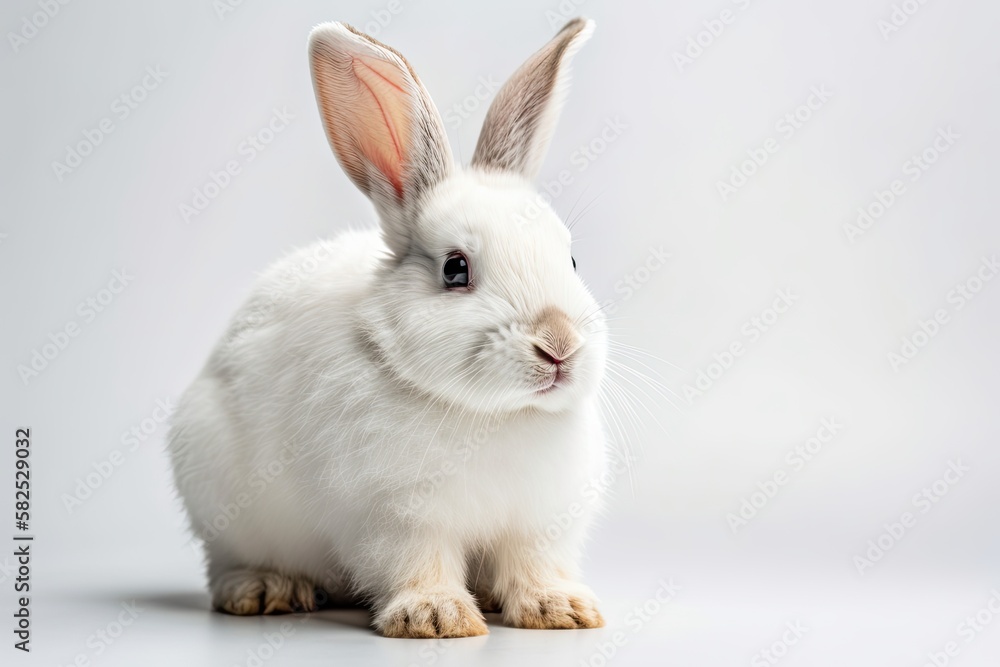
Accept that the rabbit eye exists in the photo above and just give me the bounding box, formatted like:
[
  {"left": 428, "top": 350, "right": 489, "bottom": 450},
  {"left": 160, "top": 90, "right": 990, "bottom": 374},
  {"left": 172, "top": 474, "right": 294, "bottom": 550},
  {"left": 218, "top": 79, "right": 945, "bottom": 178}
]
[
  {"left": 572, "top": 256, "right": 577, "bottom": 271},
  {"left": 443, "top": 252, "right": 470, "bottom": 288}
]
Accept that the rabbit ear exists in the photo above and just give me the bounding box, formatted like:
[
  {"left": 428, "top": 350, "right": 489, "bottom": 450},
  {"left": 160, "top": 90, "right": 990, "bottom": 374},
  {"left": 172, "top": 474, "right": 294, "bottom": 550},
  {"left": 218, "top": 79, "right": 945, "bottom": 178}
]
[
  {"left": 309, "top": 23, "right": 452, "bottom": 252},
  {"left": 471, "top": 18, "right": 594, "bottom": 180}
]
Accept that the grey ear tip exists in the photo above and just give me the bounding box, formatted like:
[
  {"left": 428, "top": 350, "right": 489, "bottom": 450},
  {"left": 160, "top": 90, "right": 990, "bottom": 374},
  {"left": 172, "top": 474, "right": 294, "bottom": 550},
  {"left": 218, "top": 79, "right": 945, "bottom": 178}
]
[
  {"left": 561, "top": 16, "right": 596, "bottom": 36},
  {"left": 308, "top": 21, "right": 366, "bottom": 51},
  {"left": 309, "top": 20, "right": 346, "bottom": 34},
  {"left": 308, "top": 21, "right": 344, "bottom": 48}
]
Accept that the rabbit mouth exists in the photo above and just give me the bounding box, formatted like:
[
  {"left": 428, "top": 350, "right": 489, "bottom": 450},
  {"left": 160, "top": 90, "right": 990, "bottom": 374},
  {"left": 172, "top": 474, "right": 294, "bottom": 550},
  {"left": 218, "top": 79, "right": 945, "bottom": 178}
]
[
  {"left": 535, "top": 368, "right": 566, "bottom": 394},
  {"left": 536, "top": 381, "right": 559, "bottom": 395}
]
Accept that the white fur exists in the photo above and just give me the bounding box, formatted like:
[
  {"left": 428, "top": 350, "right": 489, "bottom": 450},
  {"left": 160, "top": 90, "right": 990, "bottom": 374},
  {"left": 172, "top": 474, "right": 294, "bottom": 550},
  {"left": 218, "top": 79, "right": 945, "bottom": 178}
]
[{"left": 169, "top": 19, "right": 607, "bottom": 636}]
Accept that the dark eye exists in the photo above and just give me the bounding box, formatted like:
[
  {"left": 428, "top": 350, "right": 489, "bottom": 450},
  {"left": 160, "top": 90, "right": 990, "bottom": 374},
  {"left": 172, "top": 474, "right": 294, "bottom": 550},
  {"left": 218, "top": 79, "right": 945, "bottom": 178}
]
[
  {"left": 572, "top": 256, "right": 577, "bottom": 271},
  {"left": 443, "top": 252, "right": 470, "bottom": 288}
]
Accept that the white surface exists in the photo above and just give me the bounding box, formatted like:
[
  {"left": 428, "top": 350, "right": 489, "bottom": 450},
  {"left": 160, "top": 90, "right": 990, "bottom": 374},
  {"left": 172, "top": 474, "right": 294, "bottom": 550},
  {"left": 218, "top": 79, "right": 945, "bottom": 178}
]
[
  {"left": 24, "top": 546, "right": 1000, "bottom": 667},
  {"left": 3, "top": 0, "right": 1000, "bottom": 664}
]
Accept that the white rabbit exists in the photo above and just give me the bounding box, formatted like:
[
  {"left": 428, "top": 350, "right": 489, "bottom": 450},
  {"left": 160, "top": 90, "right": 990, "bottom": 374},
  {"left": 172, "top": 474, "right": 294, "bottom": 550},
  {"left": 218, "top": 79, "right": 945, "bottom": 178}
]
[{"left": 168, "top": 17, "right": 609, "bottom": 638}]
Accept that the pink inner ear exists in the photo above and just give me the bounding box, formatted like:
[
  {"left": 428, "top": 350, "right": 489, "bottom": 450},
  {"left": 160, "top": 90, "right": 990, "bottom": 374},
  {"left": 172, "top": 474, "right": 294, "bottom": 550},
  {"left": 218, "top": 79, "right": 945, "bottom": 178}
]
[{"left": 349, "top": 55, "right": 411, "bottom": 198}]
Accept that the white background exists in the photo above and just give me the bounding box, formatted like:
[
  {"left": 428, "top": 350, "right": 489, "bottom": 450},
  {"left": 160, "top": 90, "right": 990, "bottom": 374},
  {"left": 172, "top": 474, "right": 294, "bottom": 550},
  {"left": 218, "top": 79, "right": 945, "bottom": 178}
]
[{"left": 2, "top": 0, "right": 999, "bottom": 665}]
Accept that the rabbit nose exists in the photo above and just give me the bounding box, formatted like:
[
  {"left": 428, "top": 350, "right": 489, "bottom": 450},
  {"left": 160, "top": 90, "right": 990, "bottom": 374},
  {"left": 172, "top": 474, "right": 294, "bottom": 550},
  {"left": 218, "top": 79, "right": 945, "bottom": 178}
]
[
  {"left": 533, "top": 344, "right": 566, "bottom": 366},
  {"left": 531, "top": 306, "right": 583, "bottom": 364}
]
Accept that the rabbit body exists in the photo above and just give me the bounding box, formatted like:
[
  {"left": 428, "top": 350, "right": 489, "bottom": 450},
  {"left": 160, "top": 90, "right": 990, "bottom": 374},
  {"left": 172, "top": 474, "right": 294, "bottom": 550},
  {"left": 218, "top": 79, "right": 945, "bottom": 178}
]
[{"left": 170, "top": 19, "right": 609, "bottom": 637}]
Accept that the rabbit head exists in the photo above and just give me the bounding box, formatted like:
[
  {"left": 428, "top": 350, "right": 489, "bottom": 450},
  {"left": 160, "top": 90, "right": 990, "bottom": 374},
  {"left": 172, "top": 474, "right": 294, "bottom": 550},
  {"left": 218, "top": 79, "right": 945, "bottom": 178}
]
[{"left": 308, "top": 18, "right": 605, "bottom": 414}]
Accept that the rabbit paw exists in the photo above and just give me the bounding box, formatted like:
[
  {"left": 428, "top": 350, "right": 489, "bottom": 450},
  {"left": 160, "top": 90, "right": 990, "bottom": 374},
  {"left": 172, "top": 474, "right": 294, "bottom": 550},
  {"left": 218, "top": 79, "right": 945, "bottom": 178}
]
[
  {"left": 212, "top": 569, "right": 317, "bottom": 615},
  {"left": 376, "top": 589, "right": 489, "bottom": 638},
  {"left": 503, "top": 585, "right": 604, "bottom": 629}
]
